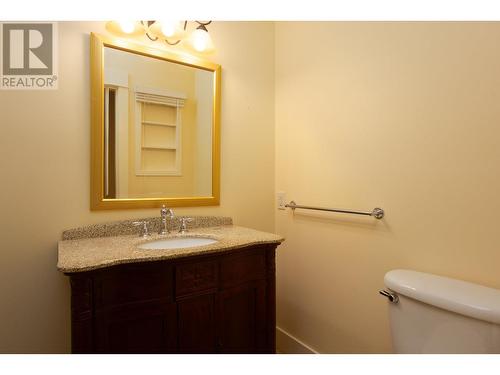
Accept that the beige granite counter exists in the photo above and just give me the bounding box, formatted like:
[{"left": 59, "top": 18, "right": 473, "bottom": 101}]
[{"left": 57, "top": 225, "right": 284, "bottom": 273}]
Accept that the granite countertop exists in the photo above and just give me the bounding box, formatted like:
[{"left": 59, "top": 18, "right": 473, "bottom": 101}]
[{"left": 57, "top": 225, "right": 284, "bottom": 273}]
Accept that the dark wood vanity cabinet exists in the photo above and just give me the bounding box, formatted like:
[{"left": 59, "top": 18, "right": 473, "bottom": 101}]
[{"left": 68, "top": 244, "right": 277, "bottom": 354}]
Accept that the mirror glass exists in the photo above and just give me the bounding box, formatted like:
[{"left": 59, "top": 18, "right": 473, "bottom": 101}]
[{"left": 102, "top": 46, "right": 214, "bottom": 199}]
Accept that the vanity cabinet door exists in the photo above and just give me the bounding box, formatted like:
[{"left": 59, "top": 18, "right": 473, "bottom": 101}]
[
  {"left": 177, "top": 293, "right": 217, "bottom": 353},
  {"left": 216, "top": 280, "right": 267, "bottom": 353},
  {"left": 94, "top": 302, "right": 177, "bottom": 354}
]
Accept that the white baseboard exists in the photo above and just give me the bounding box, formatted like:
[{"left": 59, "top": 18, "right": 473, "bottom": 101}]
[{"left": 276, "top": 326, "right": 319, "bottom": 354}]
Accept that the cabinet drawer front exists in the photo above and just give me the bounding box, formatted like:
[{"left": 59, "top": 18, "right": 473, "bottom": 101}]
[
  {"left": 175, "top": 260, "right": 218, "bottom": 297},
  {"left": 220, "top": 249, "right": 267, "bottom": 288},
  {"left": 94, "top": 263, "right": 172, "bottom": 309}
]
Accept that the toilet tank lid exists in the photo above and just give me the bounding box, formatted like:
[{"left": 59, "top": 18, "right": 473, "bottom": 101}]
[{"left": 384, "top": 269, "right": 500, "bottom": 324}]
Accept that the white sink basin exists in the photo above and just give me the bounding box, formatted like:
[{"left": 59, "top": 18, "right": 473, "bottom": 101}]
[{"left": 138, "top": 237, "right": 218, "bottom": 250}]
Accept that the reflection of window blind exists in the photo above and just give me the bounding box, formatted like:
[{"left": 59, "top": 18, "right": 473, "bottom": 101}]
[{"left": 135, "top": 86, "right": 186, "bottom": 107}]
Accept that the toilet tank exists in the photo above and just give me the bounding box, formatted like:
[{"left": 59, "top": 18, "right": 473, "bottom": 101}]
[{"left": 383, "top": 270, "right": 500, "bottom": 353}]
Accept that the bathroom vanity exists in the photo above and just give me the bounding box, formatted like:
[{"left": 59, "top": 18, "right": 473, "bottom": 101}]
[
  {"left": 73, "top": 34, "right": 285, "bottom": 353},
  {"left": 58, "top": 217, "right": 283, "bottom": 354}
]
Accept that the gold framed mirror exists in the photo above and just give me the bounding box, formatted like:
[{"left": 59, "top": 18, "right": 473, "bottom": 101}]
[{"left": 90, "top": 33, "right": 221, "bottom": 210}]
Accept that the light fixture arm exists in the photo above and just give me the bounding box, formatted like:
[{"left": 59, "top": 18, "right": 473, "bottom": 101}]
[
  {"left": 162, "top": 21, "right": 212, "bottom": 47},
  {"left": 141, "top": 21, "right": 158, "bottom": 41},
  {"left": 109, "top": 20, "right": 214, "bottom": 52},
  {"left": 162, "top": 21, "right": 188, "bottom": 46},
  {"left": 195, "top": 21, "right": 212, "bottom": 27}
]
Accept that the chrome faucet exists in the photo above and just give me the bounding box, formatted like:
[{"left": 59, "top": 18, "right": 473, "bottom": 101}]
[{"left": 159, "top": 205, "right": 174, "bottom": 235}]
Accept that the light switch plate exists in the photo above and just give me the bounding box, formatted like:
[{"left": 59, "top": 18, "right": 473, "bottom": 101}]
[{"left": 277, "top": 191, "right": 286, "bottom": 210}]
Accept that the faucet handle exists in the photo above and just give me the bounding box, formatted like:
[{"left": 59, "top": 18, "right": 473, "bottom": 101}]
[
  {"left": 133, "top": 221, "right": 151, "bottom": 238},
  {"left": 179, "top": 217, "right": 193, "bottom": 233},
  {"left": 161, "top": 204, "right": 174, "bottom": 218}
]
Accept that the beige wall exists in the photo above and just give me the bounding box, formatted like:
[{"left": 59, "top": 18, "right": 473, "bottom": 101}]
[
  {"left": 0, "top": 21, "right": 275, "bottom": 353},
  {"left": 275, "top": 22, "right": 500, "bottom": 353}
]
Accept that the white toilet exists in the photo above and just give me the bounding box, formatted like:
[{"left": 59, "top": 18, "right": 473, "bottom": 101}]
[{"left": 381, "top": 269, "right": 500, "bottom": 353}]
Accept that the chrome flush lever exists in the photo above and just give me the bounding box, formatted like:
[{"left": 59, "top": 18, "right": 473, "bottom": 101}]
[{"left": 379, "top": 290, "right": 399, "bottom": 304}]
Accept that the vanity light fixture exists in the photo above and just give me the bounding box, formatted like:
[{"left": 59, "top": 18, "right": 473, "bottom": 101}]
[{"left": 106, "top": 20, "right": 215, "bottom": 53}]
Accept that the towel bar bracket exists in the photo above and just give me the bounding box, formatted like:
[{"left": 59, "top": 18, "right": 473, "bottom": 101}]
[{"left": 371, "top": 207, "right": 385, "bottom": 219}]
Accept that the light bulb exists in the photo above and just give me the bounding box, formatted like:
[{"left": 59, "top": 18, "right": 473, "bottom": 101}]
[
  {"left": 160, "top": 21, "right": 180, "bottom": 38},
  {"left": 118, "top": 21, "right": 135, "bottom": 34},
  {"left": 191, "top": 27, "right": 211, "bottom": 52}
]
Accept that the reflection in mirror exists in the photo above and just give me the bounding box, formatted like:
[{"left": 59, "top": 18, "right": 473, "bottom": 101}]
[{"left": 103, "top": 46, "right": 214, "bottom": 199}]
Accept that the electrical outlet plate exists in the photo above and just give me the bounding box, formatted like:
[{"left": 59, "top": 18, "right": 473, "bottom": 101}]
[{"left": 277, "top": 191, "right": 286, "bottom": 210}]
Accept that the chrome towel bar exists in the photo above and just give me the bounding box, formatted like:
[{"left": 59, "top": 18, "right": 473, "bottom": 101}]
[{"left": 285, "top": 201, "right": 385, "bottom": 219}]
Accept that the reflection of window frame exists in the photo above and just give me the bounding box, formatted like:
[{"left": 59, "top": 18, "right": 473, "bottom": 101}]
[
  {"left": 103, "top": 86, "right": 117, "bottom": 198},
  {"left": 134, "top": 86, "right": 186, "bottom": 176},
  {"left": 103, "top": 67, "right": 129, "bottom": 199}
]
